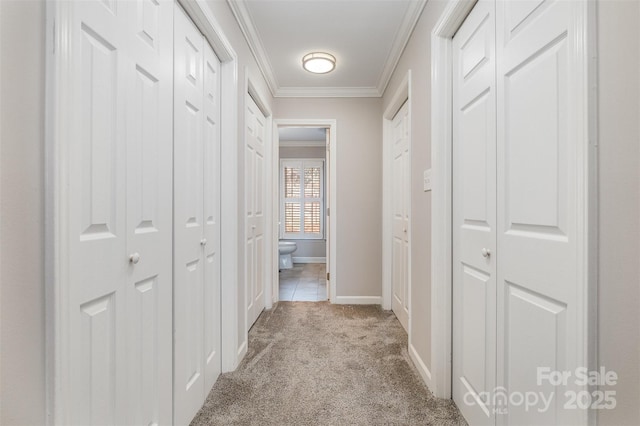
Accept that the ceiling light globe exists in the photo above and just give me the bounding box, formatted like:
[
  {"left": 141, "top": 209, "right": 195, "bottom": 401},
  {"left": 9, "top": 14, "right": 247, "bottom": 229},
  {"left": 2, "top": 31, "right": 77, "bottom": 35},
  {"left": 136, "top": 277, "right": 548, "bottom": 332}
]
[{"left": 302, "top": 52, "right": 336, "bottom": 74}]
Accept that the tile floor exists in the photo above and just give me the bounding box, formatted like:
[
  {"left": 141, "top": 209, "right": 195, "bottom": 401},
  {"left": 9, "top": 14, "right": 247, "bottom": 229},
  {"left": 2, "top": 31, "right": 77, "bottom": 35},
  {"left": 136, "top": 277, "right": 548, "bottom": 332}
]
[{"left": 278, "top": 263, "right": 327, "bottom": 302}]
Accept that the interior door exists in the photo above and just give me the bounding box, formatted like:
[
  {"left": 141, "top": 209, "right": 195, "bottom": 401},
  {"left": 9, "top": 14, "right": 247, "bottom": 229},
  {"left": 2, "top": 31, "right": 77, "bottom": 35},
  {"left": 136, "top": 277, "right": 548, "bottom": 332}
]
[
  {"left": 66, "top": 1, "right": 173, "bottom": 424},
  {"left": 246, "top": 94, "right": 267, "bottom": 328},
  {"left": 391, "top": 101, "right": 410, "bottom": 332},
  {"left": 202, "top": 39, "right": 222, "bottom": 392},
  {"left": 452, "top": 1, "right": 497, "bottom": 424},
  {"left": 173, "top": 5, "right": 205, "bottom": 424},
  {"left": 496, "top": 1, "right": 582, "bottom": 424},
  {"left": 124, "top": 0, "right": 174, "bottom": 424}
]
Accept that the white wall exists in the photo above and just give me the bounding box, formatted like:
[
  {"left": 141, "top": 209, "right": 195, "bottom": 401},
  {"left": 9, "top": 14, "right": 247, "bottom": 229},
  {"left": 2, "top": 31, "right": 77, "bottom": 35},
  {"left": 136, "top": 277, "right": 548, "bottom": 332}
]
[
  {"left": 382, "top": 0, "right": 448, "bottom": 378},
  {"left": 597, "top": 1, "right": 640, "bottom": 424},
  {"left": 0, "top": 1, "right": 47, "bottom": 424},
  {"left": 274, "top": 98, "right": 383, "bottom": 298}
]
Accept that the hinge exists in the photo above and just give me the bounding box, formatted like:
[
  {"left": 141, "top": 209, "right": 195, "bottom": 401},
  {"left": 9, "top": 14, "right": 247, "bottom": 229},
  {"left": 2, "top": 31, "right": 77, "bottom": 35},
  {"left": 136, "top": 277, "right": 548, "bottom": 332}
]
[
  {"left": 326, "top": 207, "right": 330, "bottom": 217},
  {"left": 326, "top": 272, "right": 330, "bottom": 281},
  {"left": 52, "top": 21, "right": 56, "bottom": 54}
]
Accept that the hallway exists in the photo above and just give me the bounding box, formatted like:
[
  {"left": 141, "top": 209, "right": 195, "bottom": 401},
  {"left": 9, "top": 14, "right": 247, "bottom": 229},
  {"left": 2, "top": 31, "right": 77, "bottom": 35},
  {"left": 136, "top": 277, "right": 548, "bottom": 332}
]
[{"left": 191, "top": 302, "right": 465, "bottom": 425}]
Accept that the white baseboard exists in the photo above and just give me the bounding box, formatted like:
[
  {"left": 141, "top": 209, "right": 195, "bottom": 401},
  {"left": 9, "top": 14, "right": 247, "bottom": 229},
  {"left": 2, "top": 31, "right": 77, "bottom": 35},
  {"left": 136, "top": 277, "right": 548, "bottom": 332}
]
[
  {"left": 409, "top": 343, "right": 433, "bottom": 390},
  {"left": 236, "top": 341, "right": 247, "bottom": 368},
  {"left": 333, "top": 296, "right": 382, "bottom": 305},
  {"left": 292, "top": 256, "right": 326, "bottom": 264}
]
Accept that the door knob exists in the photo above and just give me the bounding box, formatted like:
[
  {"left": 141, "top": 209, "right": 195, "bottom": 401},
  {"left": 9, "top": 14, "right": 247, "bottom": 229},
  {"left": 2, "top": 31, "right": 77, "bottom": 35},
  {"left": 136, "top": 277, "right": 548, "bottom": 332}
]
[
  {"left": 201, "top": 238, "right": 207, "bottom": 246},
  {"left": 481, "top": 248, "right": 491, "bottom": 258},
  {"left": 403, "top": 228, "right": 407, "bottom": 233},
  {"left": 129, "top": 253, "right": 140, "bottom": 264}
]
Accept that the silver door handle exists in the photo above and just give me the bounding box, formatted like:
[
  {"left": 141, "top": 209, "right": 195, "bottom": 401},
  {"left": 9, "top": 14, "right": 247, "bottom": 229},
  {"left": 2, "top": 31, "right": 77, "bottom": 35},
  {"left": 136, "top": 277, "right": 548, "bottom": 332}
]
[
  {"left": 403, "top": 228, "right": 407, "bottom": 233},
  {"left": 201, "top": 238, "right": 207, "bottom": 246},
  {"left": 481, "top": 248, "right": 491, "bottom": 258},
  {"left": 129, "top": 253, "right": 140, "bottom": 264},
  {"left": 252, "top": 225, "right": 256, "bottom": 230}
]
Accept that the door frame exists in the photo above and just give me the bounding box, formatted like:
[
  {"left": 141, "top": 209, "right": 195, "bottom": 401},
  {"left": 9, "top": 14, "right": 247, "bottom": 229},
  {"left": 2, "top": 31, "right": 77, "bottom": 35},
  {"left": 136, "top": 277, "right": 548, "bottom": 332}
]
[
  {"left": 382, "top": 70, "right": 412, "bottom": 312},
  {"left": 271, "top": 119, "right": 337, "bottom": 304},
  {"left": 429, "top": 0, "right": 599, "bottom": 414},
  {"left": 242, "top": 69, "right": 272, "bottom": 351},
  {"left": 45, "top": 0, "right": 240, "bottom": 422}
]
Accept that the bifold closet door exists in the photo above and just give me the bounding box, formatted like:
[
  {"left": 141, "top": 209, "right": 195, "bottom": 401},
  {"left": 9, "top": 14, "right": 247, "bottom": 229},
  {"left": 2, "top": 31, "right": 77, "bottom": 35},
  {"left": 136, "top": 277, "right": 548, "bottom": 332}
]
[
  {"left": 245, "top": 94, "right": 267, "bottom": 328},
  {"left": 173, "top": 4, "right": 222, "bottom": 425},
  {"left": 452, "top": 1, "right": 497, "bottom": 424},
  {"left": 65, "top": 0, "right": 174, "bottom": 424},
  {"left": 391, "top": 101, "right": 410, "bottom": 332},
  {"left": 495, "top": 1, "right": 583, "bottom": 424},
  {"left": 452, "top": 0, "right": 588, "bottom": 425}
]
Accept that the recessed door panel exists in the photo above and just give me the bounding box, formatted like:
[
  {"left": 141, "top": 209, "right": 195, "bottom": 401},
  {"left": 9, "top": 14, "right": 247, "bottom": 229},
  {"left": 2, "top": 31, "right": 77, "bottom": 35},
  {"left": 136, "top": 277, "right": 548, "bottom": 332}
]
[
  {"left": 452, "top": 2, "right": 496, "bottom": 425},
  {"left": 246, "top": 95, "right": 267, "bottom": 328},
  {"left": 390, "top": 101, "right": 409, "bottom": 332}
]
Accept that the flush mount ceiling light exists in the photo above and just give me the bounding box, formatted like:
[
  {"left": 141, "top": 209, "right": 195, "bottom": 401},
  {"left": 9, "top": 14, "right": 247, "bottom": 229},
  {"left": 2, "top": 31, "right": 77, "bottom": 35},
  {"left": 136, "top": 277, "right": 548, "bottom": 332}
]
[{"left": 302, "top": 52, "right": 336, "bottom": 74}]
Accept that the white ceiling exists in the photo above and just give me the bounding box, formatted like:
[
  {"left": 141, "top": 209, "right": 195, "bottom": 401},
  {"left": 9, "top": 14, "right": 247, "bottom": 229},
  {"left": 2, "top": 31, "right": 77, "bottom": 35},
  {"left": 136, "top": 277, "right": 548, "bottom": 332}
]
[{"left": 228, "top": 0, "right": 427, "bottom": 97}]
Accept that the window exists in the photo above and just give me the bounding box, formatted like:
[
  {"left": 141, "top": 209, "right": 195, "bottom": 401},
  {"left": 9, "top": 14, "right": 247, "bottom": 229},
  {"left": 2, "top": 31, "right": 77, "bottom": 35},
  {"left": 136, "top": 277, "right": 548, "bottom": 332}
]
[{"left": 280, "top": 159, "right": 324, "bottom": 239}]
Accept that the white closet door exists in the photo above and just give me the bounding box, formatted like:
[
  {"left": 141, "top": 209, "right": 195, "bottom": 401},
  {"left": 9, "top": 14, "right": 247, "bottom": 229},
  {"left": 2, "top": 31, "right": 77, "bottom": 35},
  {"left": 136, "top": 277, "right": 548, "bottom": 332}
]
[
  {"left": 124, "top": 0, "right": 174, "bottom": 424},
  {"left": 496, "top": 1, "right": 584, "bottom": 424},
  {"left": 246, "top": 95, "right": 267, "bottom": 328},
  {"left": 391, "top": 101, "right": 410, "bottom": 332},
  {"left": 66, "top": 1, "right": 174, "bottom": 424},
  {"left": 202, "top": 41, "right": 222, "bottom": 390},
  {"left": 173, "top": 5, "right": 205, "bottom": 424},
  {"left": 452, "top": 2, "right": 497, "bottom": 425},
  {"left": 68, "top": 3, "right": 128, "bottom": 423}
]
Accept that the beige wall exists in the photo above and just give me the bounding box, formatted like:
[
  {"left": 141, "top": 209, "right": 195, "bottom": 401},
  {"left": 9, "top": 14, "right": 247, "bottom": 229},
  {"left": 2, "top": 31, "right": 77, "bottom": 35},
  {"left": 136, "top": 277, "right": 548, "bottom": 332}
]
[
  {"left": 382, "top": 0, "right": 448, "bottom": 374},
  {"left": 0, "top": 1, "right": 47, "bottom": 424},
  {"left": 274, "top": 98, "right": 383, "bottom": 298},
  {"left": 597, "top": 1, "right": 640, "bottom": 424}
]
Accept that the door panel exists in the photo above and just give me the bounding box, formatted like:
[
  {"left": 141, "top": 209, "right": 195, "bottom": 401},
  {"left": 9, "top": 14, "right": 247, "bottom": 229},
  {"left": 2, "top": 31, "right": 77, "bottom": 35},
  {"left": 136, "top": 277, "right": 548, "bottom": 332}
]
[
  {"left": 496, "top": 0, "right": 579, "bottom": 424},
  {"left": 203, "top": 42, "right": 222, "bottom": 390},
  {"left": 246, "top": 95, "right": 267, "bottom": 328},
  {"left": 452, "top": 1, "right": 496, "bottom": 424},
  {"left": 173, "top": 5, "right": 205, "bottom": 424},
  {"left": 391, "top": 101, "right": 409, "bottom": 332},
  {"left": 68, "top": 1, "right": 173, "bottom": 424},
  {"left": 125, "top": 0, "right": 174, "bottom": 424}
]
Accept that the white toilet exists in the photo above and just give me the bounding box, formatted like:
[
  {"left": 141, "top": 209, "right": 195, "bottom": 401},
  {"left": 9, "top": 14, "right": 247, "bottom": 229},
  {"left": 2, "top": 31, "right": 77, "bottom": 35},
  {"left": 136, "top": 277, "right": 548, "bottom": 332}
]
[{"left": 278, "top": 241, "right": 297, "bottom": 270}]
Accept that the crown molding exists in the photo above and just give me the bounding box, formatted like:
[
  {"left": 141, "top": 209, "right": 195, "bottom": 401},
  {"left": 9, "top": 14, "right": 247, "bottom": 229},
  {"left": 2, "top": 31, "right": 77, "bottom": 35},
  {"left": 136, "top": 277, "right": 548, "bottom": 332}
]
[
  {"left": 274, "top": 86, "right": 382, "bottom": 98},
  {"left": 227, "top": 0, "right": 279, "bottom": 95},
  {"left": 375, "top": 0, "right": 427, "bottom": 96},
  {"left": 227, "top": 0, "right": 427, "bottom": 98}
]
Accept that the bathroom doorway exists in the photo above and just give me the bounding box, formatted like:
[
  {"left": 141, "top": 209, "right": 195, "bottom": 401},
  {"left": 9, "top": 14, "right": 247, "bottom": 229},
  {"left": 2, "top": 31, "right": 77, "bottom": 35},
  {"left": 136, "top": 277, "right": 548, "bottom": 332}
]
[{"left": 271, "top": 120, "right": 336, "bottom": 303}]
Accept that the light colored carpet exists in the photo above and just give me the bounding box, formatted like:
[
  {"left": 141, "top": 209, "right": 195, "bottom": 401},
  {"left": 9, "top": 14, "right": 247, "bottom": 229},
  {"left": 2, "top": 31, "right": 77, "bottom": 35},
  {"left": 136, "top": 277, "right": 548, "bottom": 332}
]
[{"left": 191, "top": 302, "right": 466, "bottom": 425}]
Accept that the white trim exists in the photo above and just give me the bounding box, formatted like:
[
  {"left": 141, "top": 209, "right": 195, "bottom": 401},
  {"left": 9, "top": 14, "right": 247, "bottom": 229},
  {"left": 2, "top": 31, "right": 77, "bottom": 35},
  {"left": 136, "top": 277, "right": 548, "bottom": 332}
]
[
  {"left": 226, "top": 0, "right": 426, "bottom": 98},
  {"left": 430, "top": 0, "right": 597, "bottom": 409},
  {"left": 275, "top": 86, "right": 382, "bottom": 98},
  {"left": 226, "top": 0, "right": 278, "bottom": 95},
  {"left": 409, "top": 343, "right": 433, "bottom": 390},
  {"left": 272, "top": 119, "right": 337, "bottom": 305},
  {"left": 333, "top": 296, "right": 382, "bottom": 305},
  {"left": 430, "top": 0, "right": 476, "bottom": 400},
  {"left": 382, "top": 70, "right": 411, "bottom": 312},
  {"left": 291, "top": 257, "right": 326, "bottom": 264},
  {"left": 279, "top": 140, "right": 325, "bottom": 148}
]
